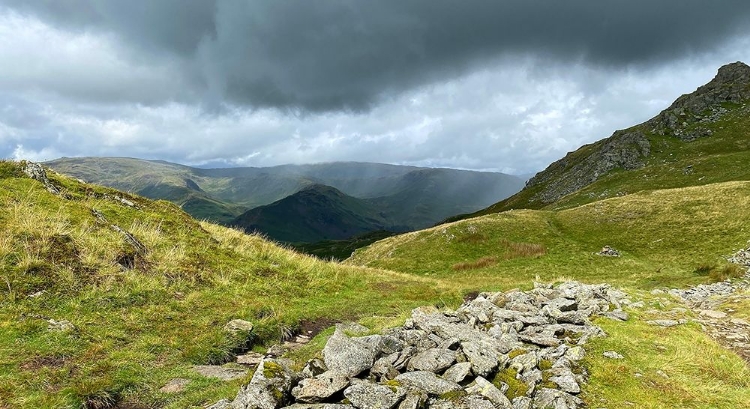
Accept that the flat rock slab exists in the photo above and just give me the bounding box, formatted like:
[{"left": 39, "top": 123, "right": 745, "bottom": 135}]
[
  {"left": 193, "top": 365, "right": 248, "bottom": 381},
  {"left": 237, "top": 352, "right": 264, "bottom": 366},
  {"left": 699, "top": 310, "right": 728, "bottom": 319},
  {"left": 159, "top": 378, "right": 190, "bottom": 393},
  {"left": 647, "top": 319, "right": 681, "bottom": 327}
]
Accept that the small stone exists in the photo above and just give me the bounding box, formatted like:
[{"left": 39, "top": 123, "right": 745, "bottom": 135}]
[
  {"left": 322, "top": 332, "right": 378, "bottom": 377},
  {"left": 565, "top": 346, "right": 586, "bottom": 362},
  {"left": 224, "top": 319, "right": 254, "bottom": 333},
  {"left": 603, "top": 351, "right": 624, "bottom": 360},
  {"left": 47, "top": 319, "right": 76, "bottom": 332},
  {"left": 205, "top": 399, "right": 231, "bottom": 409},
  {"left": 465, "top": 376, "right": 512, "bottom": 408},
  {"left": 407, "top": 348, "right": 457, "bottom": 373}
]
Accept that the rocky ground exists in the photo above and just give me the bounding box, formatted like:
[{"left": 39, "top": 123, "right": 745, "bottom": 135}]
[{"left": 206, "top": 281, "right": 633, "bottom": 409}]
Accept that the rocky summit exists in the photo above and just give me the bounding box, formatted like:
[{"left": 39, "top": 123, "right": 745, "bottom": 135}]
[{"left": 211, "top": 281, "right": 631, "bottom": 409}]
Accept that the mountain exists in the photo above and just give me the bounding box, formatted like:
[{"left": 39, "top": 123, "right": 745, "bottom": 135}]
[
  {"left": 232, "top": 184, "right": 405, "bottom": 243},
  {"left": 455, "top": 61, "right": 750, "bottom": 220},
  {"left": 46, "top": 158, "right": 525, "bottom": 228}
]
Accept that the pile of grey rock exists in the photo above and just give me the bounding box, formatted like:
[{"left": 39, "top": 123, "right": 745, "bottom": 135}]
[
  {"left": 596, "top": 246, "right": 621, "bottom": 257},
  {"left": 727, "top": 244, "right": 750, "bottom": 267},
  {"left": 212, "top": 281, "right": 630, "bottom": 409}
]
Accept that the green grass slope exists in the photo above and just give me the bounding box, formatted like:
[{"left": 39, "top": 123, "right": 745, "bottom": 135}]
[
  {"left": 453, "top": 62, "right": 750, "bottom": 221},
  {"left": 348, "top": 180, "right": 750, "bottom": 290},
  {"left": 0, "top": 161, "right": 454, "bottom": 409},
  {"left": 231, "top": 184, "right": 403, "bottom": 243},
  {"left": 346, "top": 181, "right": 750, "bottom": 408}
]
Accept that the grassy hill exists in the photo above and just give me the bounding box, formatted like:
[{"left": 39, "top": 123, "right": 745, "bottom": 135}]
[
  {"left": 47, "top": 158, "right": 524, "bottom": 229},
  {"left": 231, "top": 184, "right": 404, "bottom": 243},
  {"left": 2, "top": 163, "right": 750, "bottom": 408},
  {"left": 451, "top": 61, "right": 750, "bottom": 221},
  {"left": 0, "top": 161, "right": 455, "bottom": 408}
]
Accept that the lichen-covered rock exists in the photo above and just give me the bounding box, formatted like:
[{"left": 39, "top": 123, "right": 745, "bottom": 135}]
[
  {"left": 406, "top": 348, "right": 457, "bottom": 373},
  {"left": 442, "top": 362, "right": 472, "bottom": 384},
  {"left": 231, "top": 359, "right": 297, "bottom": 409},
  {"left": 465, "top": 376, "right": 512, "bottom": 408},
  {"left": 531, "top": 388, "right": 583, "bottom": 409},
  {"left": 292, "top": 371, "right": 349, "bottom": 403},
  {"left": 343, "top": 382, "right": 405, "bottom": 409},
  {"left": 322, "top": 332, "right": 378, "bottom": 377},
  {"left": 395, "top": 371, "right": 462, "bottom": 395}
]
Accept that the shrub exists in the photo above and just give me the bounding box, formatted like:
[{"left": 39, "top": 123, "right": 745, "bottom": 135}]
[
  {"left": 452, "top": 256, "right": 498, "bottom": 271},
  {"left": 709, "top": 264, "right": 747, "bottom": 282}
]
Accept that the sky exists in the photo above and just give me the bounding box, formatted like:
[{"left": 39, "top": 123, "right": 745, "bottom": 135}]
[{"left": 1, "top": 1, "right": 750, "bottom": 174}]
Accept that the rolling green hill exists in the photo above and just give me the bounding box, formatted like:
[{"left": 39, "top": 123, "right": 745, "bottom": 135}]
[
  {"left": 46, "top": 158, "right": 525, "bottom": 229},
  {"left": 0, "top": 160, "right": 452, "bottom": 408},
  {"left": 451, "top": 61, "right": 750, "bottom": 221},
  {"left": 232, "top": 184, "right": 405, "bottom": 243}
]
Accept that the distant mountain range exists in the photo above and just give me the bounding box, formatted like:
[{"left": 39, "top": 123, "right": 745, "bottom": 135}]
[{"left": 47, "top": 158, "right": 524, "bottom": 246}]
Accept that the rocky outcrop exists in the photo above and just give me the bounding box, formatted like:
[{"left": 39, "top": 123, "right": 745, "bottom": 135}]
[
  {"left": 526, "top": 130, "right": 651, "bottom": 204},
  {"left": 519, "top": 61, "right": 750, "bottom": 206},
  {"left": 220, "top": 281, "right": 631, "bottom": 409},
  {"left": 647, "top": 61, "right": 750, "bottom": 141}
]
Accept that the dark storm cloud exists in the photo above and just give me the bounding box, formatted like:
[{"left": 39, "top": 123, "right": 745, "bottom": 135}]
[{"left": 3, "top": 0, "right": 750, "bottom": 112}]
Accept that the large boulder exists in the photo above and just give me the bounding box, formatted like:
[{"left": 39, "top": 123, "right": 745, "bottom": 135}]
[{"left": 322, "top": 332, "right": 378, "bottom": 377}]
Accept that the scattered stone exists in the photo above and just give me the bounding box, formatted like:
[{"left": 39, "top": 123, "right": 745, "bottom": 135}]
[
  {"left": 47, "top": 319, "right": 75, "bottom": 332},
  {"left": 193, "top": 365, "right": 248, "bottom": 381},
  {"left": 160, "top": 378, "right": 190, "bottom": 394},
  {"left": 602, "top": 351, "right": 624, "bottom": 360},
  {"left": 224, "top": 319, "right": 254, "bottom": 333},
  {"left": 597, "top": 246, "right": 621, "bottom": 257}
]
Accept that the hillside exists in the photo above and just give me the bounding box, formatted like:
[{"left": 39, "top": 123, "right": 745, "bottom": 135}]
[
  {"left": 231, "top": 184, "right": 404, "bottom": 243},
  {"left": 3, "top": 162, "right": 750, "bottom": 408},
  {"left": 455, "top": 61, "right": 750, "bottom": 220},
  {"left": 0, "top": 160, "right": 452, "bottom": 408},
  {"left": 46, "top": 158, "right": 525, "bottom": 228}
]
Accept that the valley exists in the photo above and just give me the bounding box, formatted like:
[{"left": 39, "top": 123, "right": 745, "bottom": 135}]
[{"left": 1, "top": 62, "right": 749, "bottom": 409}]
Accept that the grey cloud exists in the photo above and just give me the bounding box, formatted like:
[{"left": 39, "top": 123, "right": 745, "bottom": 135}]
[{"left": 3, "top": 0, "right": 750, "bottom": 111}]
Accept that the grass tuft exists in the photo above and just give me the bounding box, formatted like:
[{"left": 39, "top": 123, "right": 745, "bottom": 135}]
[{"left": 452, "top": 256, "right": 498, "bottom": 271}]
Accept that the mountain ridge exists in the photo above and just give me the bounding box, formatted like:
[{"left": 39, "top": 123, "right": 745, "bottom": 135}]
[{"left": 452, "top": 61, "right": 750, "bottom": 219}]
